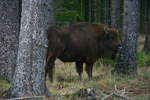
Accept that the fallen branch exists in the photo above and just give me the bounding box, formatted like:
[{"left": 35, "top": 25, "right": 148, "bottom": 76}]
[
  {"left": 101, "top": 92, "right": 114, "bottom": 100},
  {"left": 102, "top": 85, "right": 129, "bottom": 100},
  {"left": 101, "top": 92, "right": 129, "bottom": 100}
]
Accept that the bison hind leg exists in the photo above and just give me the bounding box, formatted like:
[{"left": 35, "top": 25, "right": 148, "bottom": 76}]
[
  {"left": 85, "top": 61, "right": 94, "bottom": 80},
  {"left": 75, "top": 61, "right": 83, "bottom": 80}
]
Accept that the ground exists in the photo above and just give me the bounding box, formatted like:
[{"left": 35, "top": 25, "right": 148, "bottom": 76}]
[
  {"left": 45, "top": 60, "right": 150, "bottom": 100},
  {"left": 0, "top": 35, "right": 150, "bottom": 100}
]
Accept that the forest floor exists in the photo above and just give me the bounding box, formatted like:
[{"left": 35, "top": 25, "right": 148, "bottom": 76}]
[
  {"left": 0, "top": 35, "right": 150, "bottom": 100},
  {"left": 45, "top": 60, "right": 150, "bottom": 100}
]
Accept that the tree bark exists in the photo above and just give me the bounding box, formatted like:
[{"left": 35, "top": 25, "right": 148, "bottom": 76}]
[
  {"left": 100, "top": 0, "right": 105, "bottom": 24},
  {"left": 144, "top": 0, "right": 150, "bottom": 53},
  {"left": 104, "top": 0, "right": 110, "bottom": 25},
  {"left": 7, "top": 0, "right": 55, "bottom": 98},
  {"left": 0, "top": 0, "right": 20, "bottom": 82},
  {"left": 84, "top": 0, "right": 89, "bottom": 21},
  {"left": 114, "top": 0, "right": 139, "bottom": 75},
  {"left": 111, "top": 0, "right": 121, "bottom": 29},
  {"left": 88, "top": 0, "right": 92, "bottom": 22}
]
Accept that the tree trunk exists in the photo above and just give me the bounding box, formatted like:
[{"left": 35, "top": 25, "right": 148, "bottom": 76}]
[
  {"left": 111, "top": 0, "right": 121, "bottom": 29},
  {"left": 88, "top": 0, "right": 92, "bottom": 22},
  {"left": 84, "top": 0, "right": 89, "bottom": 21},
  {"left": 92, "top": 0, "right": 101, "bottom": 23},
  {"left": 0, "top": 0, "right": 20, "bottom": 82},
  {"left": 114, "top": 0, "right": 139, "bottom": 75},
  {"left": 104, "top": 0, "right": 110, "bottom": 25},
  {"left": 144, "top": 0, "right": 150, "bottom": 53},
  {"left": 95, "top": 0, "right": 101, "bottom": 23},
  {"left": 100, "top": 0, "right": 105, "bottom": 24},
  {"left": 7, "top": 0, "right": 55, "bottom": 98}
]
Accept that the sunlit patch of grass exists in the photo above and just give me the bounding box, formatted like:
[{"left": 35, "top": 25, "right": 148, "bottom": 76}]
[
  {"left": 137, "top": 35, "right": 145, "bottom": 51},
  {"left": 0, "top": 78, "right": 11, "bottom": 97}
]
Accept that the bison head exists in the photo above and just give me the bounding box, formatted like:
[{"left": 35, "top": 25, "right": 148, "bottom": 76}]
[{"left": 103, "top": 27, "right": 122, "bottom": 59}]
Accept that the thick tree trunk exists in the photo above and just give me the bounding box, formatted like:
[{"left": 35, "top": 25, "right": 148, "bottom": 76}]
[
  {"left": 111, "top": 0, "right": 121, "bottom": 29},
  {"left": 114, "top": 0, "right": 139, "bottom": 75},
  {"left": 7, "top": 0, "right": 55, "bottom": 98},
  {"left": 0, "top": 0, "right": 20, "bottom": 82},
  {"left": 144, "top": 0, "right": 150, "bottom": 53}
]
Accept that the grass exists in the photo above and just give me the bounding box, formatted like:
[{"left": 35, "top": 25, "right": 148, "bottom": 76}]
[
  {"left": 0, "top": 78, "right": 11, "bottom": 97},
  {"left": 45, "top": 60, "right": 150, "bottom": 100},
  {"left": 1, "top": 64, "right": 149, "bottom": 99}
]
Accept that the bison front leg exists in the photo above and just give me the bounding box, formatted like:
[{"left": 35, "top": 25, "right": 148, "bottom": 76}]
[
  {"left": 85, "top": 62, "right": 94, "bottom": 80},
  {"left": 75, "top": 61, "right": 83, "bottom": 80},
  {"left": 45, "top": 57, "right": 56, "bottom": 83}
]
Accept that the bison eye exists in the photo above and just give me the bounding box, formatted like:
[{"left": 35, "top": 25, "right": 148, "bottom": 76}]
[{"left": 106, "top": 34, "right": 114, "bottom": 41}]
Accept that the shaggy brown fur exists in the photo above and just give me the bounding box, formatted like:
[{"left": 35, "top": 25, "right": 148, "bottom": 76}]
[{"left": 45, "top": 22, "right": 121, "bottom": 82}]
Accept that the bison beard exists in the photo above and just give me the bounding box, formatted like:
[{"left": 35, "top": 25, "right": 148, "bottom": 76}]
[{"left": 45, "top": 22, "right": 121, "bottom": 82}]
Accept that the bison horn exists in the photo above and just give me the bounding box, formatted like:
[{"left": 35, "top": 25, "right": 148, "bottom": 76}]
[{"left": 104, "top": 26, "right": 109, "bottom": 34}]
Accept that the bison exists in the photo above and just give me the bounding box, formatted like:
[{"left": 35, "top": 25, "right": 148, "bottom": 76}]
[{"left": 45, "top": 22, "right": 121, "bottom": 82}]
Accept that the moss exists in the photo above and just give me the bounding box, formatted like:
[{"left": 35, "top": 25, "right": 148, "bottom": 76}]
[{"left": 0, "top": 78, "right": 11, "bottom": 97}]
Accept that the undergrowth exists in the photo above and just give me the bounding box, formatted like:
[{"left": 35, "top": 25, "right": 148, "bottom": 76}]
[{"left": 1, "top": 57, "right": 150, "bottom": 99}]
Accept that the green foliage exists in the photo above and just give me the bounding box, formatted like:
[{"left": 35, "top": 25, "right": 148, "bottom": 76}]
[
  {"left": 54, "top": 0, "right": 84, "bottom": 23},
  {"left": 137, "top": 51, "right": 150, "bottom": 67},
  {"left": 141, "top": 73, "right": 150, "bottom": 80},
  {"left": 95, "top": 51, "right": 150, "bottom": 68},
  {"left": 95, "top": 58, "right": 115, "bottom": 67}
]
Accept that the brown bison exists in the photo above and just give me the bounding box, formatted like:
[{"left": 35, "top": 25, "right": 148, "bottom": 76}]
[{"left": 45, "top": 22, "right": 121, "bottom": 82}]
